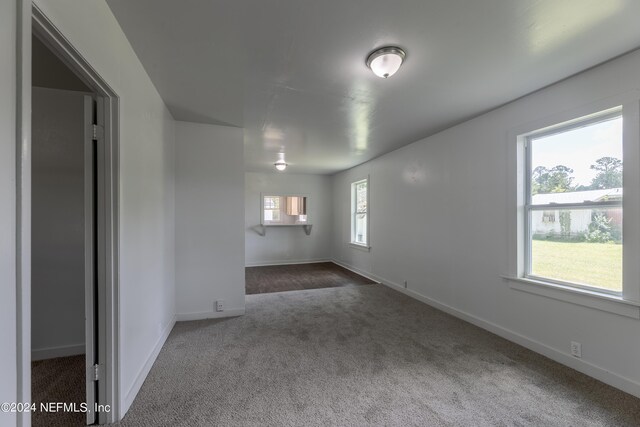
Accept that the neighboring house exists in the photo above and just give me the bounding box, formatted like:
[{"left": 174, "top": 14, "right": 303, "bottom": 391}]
[{"left": 532, "top": 188, "right": 622, "bottom": 238}]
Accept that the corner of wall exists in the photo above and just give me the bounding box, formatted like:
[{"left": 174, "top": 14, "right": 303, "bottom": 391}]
[{"left": 174, "top": 121, "right": 246, "bottom": 321}]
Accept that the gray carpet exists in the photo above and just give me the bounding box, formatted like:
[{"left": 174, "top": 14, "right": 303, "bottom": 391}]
[
  {"left": 32, "top": 355, "right": 85, "bottom": 427},
  {"left": 245, "top": 262, "right": 375, "bottom": 294},
  {"left": 117, "top": 285, "right": 640, "bottom": 426}
]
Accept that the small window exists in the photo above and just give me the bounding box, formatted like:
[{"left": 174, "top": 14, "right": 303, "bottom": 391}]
[
  {"left": 351, "top": 179, "right": 368, "bottom": 246},
  {"left": 541, "top": 211, "right": 556, "bottom": 223},
  {"left": 263, "top": 196, "right": 281, "bottom": 223},
  {"left": 525, "top": 109, "right": 623, "bottom": 293}
]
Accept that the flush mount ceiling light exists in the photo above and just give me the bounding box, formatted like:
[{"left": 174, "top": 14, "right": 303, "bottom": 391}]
[
  {"left": 274, "top": 160, "right": 287, "bottom": 171},
  {"left": 366, "top": 46, "right": 406, "bottom": 78}
]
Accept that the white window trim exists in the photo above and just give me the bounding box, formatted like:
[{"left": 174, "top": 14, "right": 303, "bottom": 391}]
[
  {"left": 350, "top": 176, "right": 370, "bottom": 250},
  {"left": 505, "top": 91, "right": 640, "bottom": 316},
  {"left": 502, "top": 276, "right": 640, "bottom": 319},
  {"left": 349, "top": 242, "right": 371, "bottom": 251}
]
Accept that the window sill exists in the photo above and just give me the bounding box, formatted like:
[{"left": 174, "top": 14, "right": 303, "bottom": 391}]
[
  {"left": 502, "top": 276, "right": 640, "bottom": 319},
  {"left": 349, "top": 242, "right": 371, "bottom": 252},
  {"left": 260, "top": 223, "right": 312, "bottom": 226}
]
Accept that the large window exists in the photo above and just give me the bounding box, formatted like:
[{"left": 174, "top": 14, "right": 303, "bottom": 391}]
[
  {"left": 351, "top": 179, "right": 368, "bottom": 246},
  {"left": 525, "top": 109, "right": 623, "bottom": 294}
]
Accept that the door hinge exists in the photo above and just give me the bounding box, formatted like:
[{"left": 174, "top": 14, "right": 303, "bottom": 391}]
[
  {"left": 91, "top": 364, "right": 105, "bottom": 381},
  {"left": 86, "top": 363, "right": 104, "bottom": 382},
  {"left": 92, "top": 124, "right": 104, "bottom": 141}
]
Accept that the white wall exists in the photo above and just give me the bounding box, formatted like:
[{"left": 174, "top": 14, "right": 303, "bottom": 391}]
[
  {"left": 31, "top": 87, "right": 87, "bottom": 360},
  {"left": 332, "top": 49, "right": 640, "bottom": 398},
  {"left": 175, "top": 121, "right": 245, "bottom": 320},
  {"left": 245, "top": 172, "right": 332, "bottom": 266},
  {"left": 0, "top": 1, "right": 18, "bottom": 425},
  {"left": 33, "top": 0, "right": 176, "bottom": 418}
]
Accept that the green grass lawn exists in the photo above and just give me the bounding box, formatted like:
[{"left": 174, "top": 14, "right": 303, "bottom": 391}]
[{"left": 531, "top": 240, "right": 622, "bottom": 292}]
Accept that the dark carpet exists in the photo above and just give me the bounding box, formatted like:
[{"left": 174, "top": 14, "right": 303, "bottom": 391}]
[
  {"left": 245, "top": 262, "right": 376, "bottom": 294},
  {"left": 117, "top": 285, "right": 640, "bottom": 426},
  {"left": 32, "top": 354, "right": 85, "bottom": 427}
]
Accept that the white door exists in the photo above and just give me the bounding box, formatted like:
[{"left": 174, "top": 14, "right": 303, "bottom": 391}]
[
  {"left": 84, "top": 95, "right": 98, "bottom": 425},
  {"left": 85, "top": 95, "right": 109, "bottom": 425}
]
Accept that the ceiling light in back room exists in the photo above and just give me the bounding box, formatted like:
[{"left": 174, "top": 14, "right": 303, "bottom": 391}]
[
  {"left": 274, "top": 160, "right": 287, "bottom": 171},
  {"left": 366, "top": 46, "right": 406, "bottom": 78}
]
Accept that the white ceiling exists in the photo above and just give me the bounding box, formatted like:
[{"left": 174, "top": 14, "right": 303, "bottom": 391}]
[{"left": 106, "top": 0, "right": 640, "bottom": 174}]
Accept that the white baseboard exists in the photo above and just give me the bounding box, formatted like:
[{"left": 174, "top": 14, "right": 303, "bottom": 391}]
[
  {"left": 245, "top": 258, "right": 331, "bottom": 267},
  {"left": 122, "top": 315, "right": 176, "bottom": 416},
  {"left": 332, "top": 259, "right": 640, "bottom": 399},
  {"left": 330, "top": 259, "right": 381, "bottom": 283},
  {"left": 176, "top": 308, "right": 245, "bottom": 322},
  {"left": 32, "top": 343, "right": 85, "bottom": 361}
]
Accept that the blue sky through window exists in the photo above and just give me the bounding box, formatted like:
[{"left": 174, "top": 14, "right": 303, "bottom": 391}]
[{"left": 531, "top": 117, "right": 622, "bottom": 187}]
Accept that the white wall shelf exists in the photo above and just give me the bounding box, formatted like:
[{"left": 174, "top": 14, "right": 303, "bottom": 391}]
[{"left": 255, "top": 224, "right": 313, "bottom": 236}]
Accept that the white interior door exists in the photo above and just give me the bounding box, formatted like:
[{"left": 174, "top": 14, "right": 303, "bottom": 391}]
[
  {"left": 95, "top": 96, "right": 108, "bottom": 425},
  {"left": 84, "top": 95, "right": 97, "bottom": 425},
  {"left": 85, "top": 95, "right": 109, "bottom": 425}
]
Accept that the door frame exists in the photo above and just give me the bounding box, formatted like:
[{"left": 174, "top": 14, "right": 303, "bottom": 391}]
[{"left": 17, "top": 3, "right": 120, "bottom": 424}]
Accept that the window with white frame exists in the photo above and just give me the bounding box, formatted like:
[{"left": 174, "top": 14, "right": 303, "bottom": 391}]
[
  {"left": 524, "top": 108, "right": 623, "bottom": 294},
  {"left": 351, "top": 179, "right": 368, "bottom": 246},
  {"left": 263, "top": 196, "right": 281, "bottom": 223}
]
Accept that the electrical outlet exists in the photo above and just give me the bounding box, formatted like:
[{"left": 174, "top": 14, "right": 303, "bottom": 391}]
[
  {"left": 570, "top": 341, "right": 582, "bottom": 358},
  {"left": 215, "top": 300, "right": 224, "bottom": 312}
]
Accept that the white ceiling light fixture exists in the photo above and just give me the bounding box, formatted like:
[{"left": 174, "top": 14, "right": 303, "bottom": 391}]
[
  {"left": 274, "top": 152, "right": 287, "bottom": 171},
  {"left": 366, "top": 46, "right": 406, "bottom": 78}
]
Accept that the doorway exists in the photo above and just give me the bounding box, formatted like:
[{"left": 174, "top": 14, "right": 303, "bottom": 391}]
[
  {"left": 27, "top": 6, "right": 120, "bottom": 425},
  {"left": 31, "top": 34, "right": 92, "bottom": 426}
]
